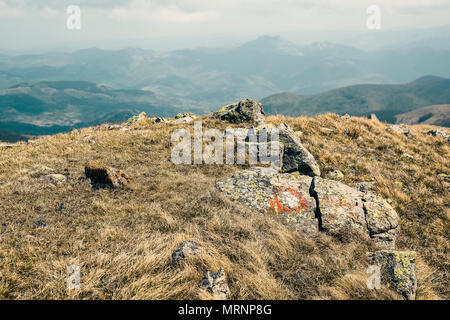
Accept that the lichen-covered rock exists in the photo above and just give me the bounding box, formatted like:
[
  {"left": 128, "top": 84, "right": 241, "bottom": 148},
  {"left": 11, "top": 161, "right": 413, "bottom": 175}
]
[
  {"left": 277, "top": 123, "right": 321, "bottom": 177},
  {"left": 211, "top": 99, "right": 265, "bottom": 126},
  {"left": 216, "top": 167, "right": 318, "bottom": 232},
  {"left": 172, "top": 240, "right": 201, "bottom": 265},
  {"left": 362, "top": 192, "right": 399, "bottom": 249},
  {"left": 367, "top": 250, "right": 417, "bottom": 300},
  {"left": 200, "top": 267, "right": 230, "bottom": 300},
  {"left": 386, "top": 124, "right": 410, "bottom": 136},
  {"left": 310, "top": 177, "right": 367, "bottom": 237},
  {"left": 85, "top": 163, "right": 133, "bottom": 189}
]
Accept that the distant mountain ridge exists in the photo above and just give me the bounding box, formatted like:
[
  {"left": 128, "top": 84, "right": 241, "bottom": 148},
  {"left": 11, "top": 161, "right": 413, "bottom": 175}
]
[
  {"left": 0, "top": 80, "right": 196, "bottom": 138},
  {"left": 261, "top": 76, "right": 450, "bottom": 123},
  {"left": 1, "top": 35, "right": 450, "bottom": 109}
]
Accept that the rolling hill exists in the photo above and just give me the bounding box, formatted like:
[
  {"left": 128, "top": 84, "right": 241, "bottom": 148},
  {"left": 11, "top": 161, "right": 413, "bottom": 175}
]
[
  {"left": 395, "top": 104, "right": 450, "bottom": 127},
  {"left": 261, "top": 76, "right": 450, "bottom": 123},
  {"left": 0, "top": 80, "right": 198, "bottom": 139}
]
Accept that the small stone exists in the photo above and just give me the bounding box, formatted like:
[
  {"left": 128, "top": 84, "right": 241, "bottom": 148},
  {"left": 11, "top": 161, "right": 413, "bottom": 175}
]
[
  {"left": 46, "top": 174, "right": 67, "bottom": 185},
  {"left": 173, "top": 116, "right": 194, "bottom": 124},
  {"left": 356, "top": 182, "right": 375, "bottom": 193},
  {"left": 340, "top": 114, "right": 351, "bottom": 120},
  {"left": 172, "top": 240, "right": 201, "bottom": 265},
  {"left": 368, "top": 114, "right": 379, "bottom": 121},
  {"left": 327, "top": 169, "right": 344, "bottom": 180},
  {"left": 200, "top": 267, "right": 230, "bottom": 300},
  {"left": 367, "top": 250, "right": 417, "bottom": 300},
  {"left": 386, "top": 124, "right": 410, "bottom": 136}
]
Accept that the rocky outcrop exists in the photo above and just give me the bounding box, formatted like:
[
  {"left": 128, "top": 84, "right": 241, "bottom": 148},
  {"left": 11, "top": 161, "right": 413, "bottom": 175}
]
[
  {"left": 200, "top": 267, "right": 230, "bottom": 300},
  {"left": 367, "top": 250, "right": 417, "bottom": 300},
  {"left": 172, "top": 240, "right": 201, "bottom": 265},
  {"left": 217, "top": 167, "right": 400, "bottom": 247},
  {"left": 427, "top": 128, "right": 449, "bottom": 141},
  {"left": 85, "top": 163, "right": 133, "bottom": 189},
  {"left": 211, "top": 99, "right": 265, "bottom": 126}
]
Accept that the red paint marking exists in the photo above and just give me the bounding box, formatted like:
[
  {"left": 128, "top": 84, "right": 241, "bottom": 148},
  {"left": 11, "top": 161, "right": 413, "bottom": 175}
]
[{"left": 269, "top": 186, "right": 307, "bottom": 214}]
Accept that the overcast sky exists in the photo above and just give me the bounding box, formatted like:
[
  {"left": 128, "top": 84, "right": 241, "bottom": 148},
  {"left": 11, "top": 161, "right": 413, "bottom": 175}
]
[{"left": 1, "top": 0, "right": 450, "bottom": 53}]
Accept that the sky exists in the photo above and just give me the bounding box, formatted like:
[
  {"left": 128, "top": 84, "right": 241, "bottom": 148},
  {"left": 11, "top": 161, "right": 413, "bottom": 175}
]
[{"left": 1, "top": 0, "right": 450, "bottom": 53}]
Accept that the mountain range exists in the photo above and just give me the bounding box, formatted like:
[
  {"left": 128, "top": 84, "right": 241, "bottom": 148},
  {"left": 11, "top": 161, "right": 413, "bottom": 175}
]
[{"left": 261, "top": 76, "right": 450, "bottom": 123}]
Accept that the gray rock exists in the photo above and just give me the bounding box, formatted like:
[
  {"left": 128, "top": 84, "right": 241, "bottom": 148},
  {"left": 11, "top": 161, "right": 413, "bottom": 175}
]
[
  {"left": 310, "top": 177, "right": 367, "bottom": 237},
  {"left": 173, "top": 116, "right": 194, "bottom": 124},
  {"left": 216, "top": 167, "right": 318, "bottom": 232},
  {"left": 277, "top": 123, "right": 321, "bottom": 177},
  {"left": 211, "top": 99, "right": 265, "bottom": 126},
  {"left": 368, "top": 113, "right": 379, "bottom": 121},
  {"left": 362, "top": 192, "right": 399, "bottom": 236},
  {"left": 172, "top": 240, "right": 201, "bottom": 265},
  {"left": 386, "top": 124, "right": 410, "bottom": 136},
  {"left": 427, "top": 128, "right": 449, "bottom": 141},
  {"left": 340, "top": 114, "right": 351, "bottom": 120},
  {"left": 200, "top": 267, "right": 230, "bottom": 300},
  {"left": 327, "top": 169, "right": 344, "bottom": 180},
  {"left": 45, "top": 174, "right": 67, "bottom": 185},
  {"left": 367, "top": 250, "right": 417, "bottom": 300}
]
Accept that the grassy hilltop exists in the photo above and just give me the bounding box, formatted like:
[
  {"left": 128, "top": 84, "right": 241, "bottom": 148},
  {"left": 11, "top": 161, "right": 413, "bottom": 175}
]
[{"left": 0, "top": 114, "right": 448, "bottom": 299}]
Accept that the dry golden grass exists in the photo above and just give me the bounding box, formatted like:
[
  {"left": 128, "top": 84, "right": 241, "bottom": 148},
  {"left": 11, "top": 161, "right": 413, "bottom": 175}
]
[{"left": 0, "top": 114, "right": 448, "bottom": 300}]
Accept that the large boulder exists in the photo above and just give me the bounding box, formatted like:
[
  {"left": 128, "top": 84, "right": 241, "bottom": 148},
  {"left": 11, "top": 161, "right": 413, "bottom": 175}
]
[
  {"left": 310, "top": 177, "right": 367, "bottom": 237},
  {"left": 367, "top": 250, "right": 417, "bottom": 300},
  {"left": 216, "top": 167, "right": 318, "bottom": 232},
  {"left": 211, "top": 99, "right": 265, "bottom": 126},
  {"left": 200, "top": 267, "right": 230, "bottom": 300}
]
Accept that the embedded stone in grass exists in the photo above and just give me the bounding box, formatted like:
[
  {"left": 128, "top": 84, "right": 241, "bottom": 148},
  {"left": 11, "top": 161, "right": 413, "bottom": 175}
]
[
  {"left": 367, "top": 250, "right": 417, "bottom": 300},
  {"left": 386, "top": 124, "right": 410, "bottom": 136},
  {"left": 85, "top": 163, "right": 133, "bottom": 189},
  {"left": 45, "top": 174, "right": 67, "bottom": 185},
  {"left": 200, "top": 267, "right": 230, "bottom": 300},
  {"left": 172, "top": 240, "right": 201, "bottom": 265}
]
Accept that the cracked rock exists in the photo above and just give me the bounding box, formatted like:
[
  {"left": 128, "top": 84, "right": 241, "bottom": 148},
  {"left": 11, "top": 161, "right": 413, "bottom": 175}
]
[
  {"left": 310, "top": 177, "right": 367, "bottom": 237},
  {"left": 362, "top": 192, "right": 399, "bottom": 249}
]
